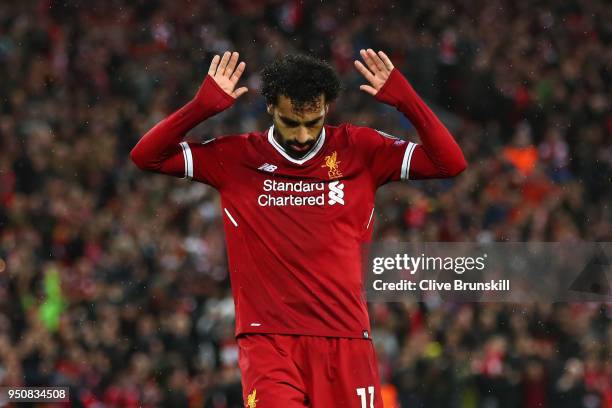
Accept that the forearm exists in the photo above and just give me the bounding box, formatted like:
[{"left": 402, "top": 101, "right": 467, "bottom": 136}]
[
  {"left": 375, "top": 69, "right": 467, "bottom": 177},
  {"left": 130, "top": 75, "right": 234, "bottom": 171}
]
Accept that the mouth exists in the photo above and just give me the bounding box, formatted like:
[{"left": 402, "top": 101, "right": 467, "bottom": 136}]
[{"left": 288, "top": 142, "right": 314, "bottom": 152}]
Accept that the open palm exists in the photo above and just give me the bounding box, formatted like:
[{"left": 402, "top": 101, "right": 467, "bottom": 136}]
[
  {"left": 208, "top": 51, "right": 249, "bottom": 99},
  {"left": 354, "top": 49, "right": 395, "bottom": 96}
]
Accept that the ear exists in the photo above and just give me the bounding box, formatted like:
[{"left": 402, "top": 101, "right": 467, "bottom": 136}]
[
  {"left": 267, "top": 104, "right": 273, "bottom": 115},
  {"left": 325, "top": 104, "right": 329, "bottom": 114}
]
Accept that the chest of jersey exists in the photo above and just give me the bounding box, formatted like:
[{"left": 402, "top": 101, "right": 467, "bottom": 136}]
[
  {"left": 218, "top": 145, "right": 377, "bottom": 247},
  {"left": 232, "top": 152, "right": 372, "bottom": 219}
]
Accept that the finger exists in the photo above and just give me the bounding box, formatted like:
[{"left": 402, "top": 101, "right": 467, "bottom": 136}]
[
  {"left": 354, "top": 60, "right": 376, "bottom": 84},
  {"left": 218, "top": 51, "right": 231, "bottom": 75},
  {"left": 367, "top": 49, "right": 386, "bottom": 73},
  {"left": 360, "top": 49, "right": 380, "bottom": 74},
  {"left": 359, "top": 84, "right": 377, "bottom": 96},
  {"left": 225, "top": 52, "right": 239, "bottom": 77},
  {"left": 208, "top": 55, "right": 220, "bottom": 76},
  {"left": 231, "top": 86, "right": 249, "bottom": 99},
  {"left": 230, "top": 61, "right": 246, "bottom": 84},
  {"left": 377, "top": 51, "right": 395, "bottom": 71}
]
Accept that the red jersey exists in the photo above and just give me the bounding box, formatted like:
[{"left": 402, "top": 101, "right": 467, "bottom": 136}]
[{"left": 130, "top": 68, "right": 466, "bottom": 339}]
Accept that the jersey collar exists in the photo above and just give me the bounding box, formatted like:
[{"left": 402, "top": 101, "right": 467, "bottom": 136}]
[{"left": 267, "top": 125, "right": 326, "bottom": 165}]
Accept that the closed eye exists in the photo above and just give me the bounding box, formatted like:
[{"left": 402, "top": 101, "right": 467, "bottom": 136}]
[
  {"left": 305, "top": 118, "right": 322, "bottom": 127},
  {"left": 281, "top": 118, "right": 300, "bottom": 127},
  {"left": 279, "top": 116, "right": 323, "bottom": 128}
]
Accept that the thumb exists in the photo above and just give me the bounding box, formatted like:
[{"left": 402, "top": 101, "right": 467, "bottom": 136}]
[
  {"left": 360, "top": 85, "right": 377, "bottom": 96},
  {"left": 231, "top": 87, "right": 249, "bottom": 99}
]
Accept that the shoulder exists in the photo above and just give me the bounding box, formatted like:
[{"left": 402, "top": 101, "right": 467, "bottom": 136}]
[
  {"left": 335, "top": 123, "right": 404, "bottom": 149},
  {"left": 327, "top": 123, "right": 373, "bottom": 144},
  {"left": 196, "top": 131, "right": 264, "bottom": 151}
]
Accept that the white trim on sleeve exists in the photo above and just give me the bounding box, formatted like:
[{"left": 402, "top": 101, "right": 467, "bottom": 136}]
[
  {"left": 401, "top": 142, "right": 417, "bottom": 180},
  {"left": 179, "top": 142, "right": 194, "bottom": 180}
]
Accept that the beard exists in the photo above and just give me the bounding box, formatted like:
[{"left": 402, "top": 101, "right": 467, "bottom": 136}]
[
  {"left": 285, "top": 139, "right": 317, "bottom": 157},
  {"left": 275, "top": 130, "right": 319, "bottom": 159}
]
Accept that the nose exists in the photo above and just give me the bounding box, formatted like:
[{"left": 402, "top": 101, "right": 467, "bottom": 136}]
[{"left": 296, "top": 126, "right": 310, "bottom": 144}]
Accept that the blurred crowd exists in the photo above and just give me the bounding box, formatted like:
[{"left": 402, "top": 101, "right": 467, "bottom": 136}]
[{"left": 0, "top": 0, "right": 611, "bottom": 407}]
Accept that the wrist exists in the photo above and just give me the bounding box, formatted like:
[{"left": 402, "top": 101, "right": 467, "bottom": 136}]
[
  {"left": 374, "top": 68, "right": 416, "bottom": 107},
  {"left": 193, "top": 75, "right": 235, "bottom": 113}
]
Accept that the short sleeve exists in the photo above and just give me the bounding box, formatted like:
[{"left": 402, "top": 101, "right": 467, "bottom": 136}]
[{"left": 350, "top": 125, "right": 417, "bottom": 187}]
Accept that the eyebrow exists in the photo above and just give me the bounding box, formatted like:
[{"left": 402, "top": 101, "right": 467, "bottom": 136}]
[{"left": 279, "top": 115, "right": 324, "bottom": 126}]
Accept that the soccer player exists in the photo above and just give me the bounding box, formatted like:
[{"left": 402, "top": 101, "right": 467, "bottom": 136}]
[{"left": 130, "top": 49, "right": 466, "bottom": 407}]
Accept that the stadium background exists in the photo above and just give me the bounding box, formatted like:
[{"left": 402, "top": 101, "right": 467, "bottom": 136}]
[{"left": 0, "top": 0, "right": 611, "bottom": 407}]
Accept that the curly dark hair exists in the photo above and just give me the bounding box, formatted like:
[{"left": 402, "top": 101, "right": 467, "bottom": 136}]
[{"left": 261, "top": 54, "right": 342, "bottom": 113}]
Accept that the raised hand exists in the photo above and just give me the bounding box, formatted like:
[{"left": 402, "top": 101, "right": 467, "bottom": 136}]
[
  {"left": 354, "top": 49, "right": 395, "bottom": 96},
  {"left": 208, "top": 51, "right": 249, "bottom": 99}
]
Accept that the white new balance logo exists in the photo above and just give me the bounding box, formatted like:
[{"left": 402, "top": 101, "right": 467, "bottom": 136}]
[
  {"left": 328, "top": 181, "right": 344, "bottom": 205},
  {"left": 258, "top": 163, "right": 277, "bottom": 172}
]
